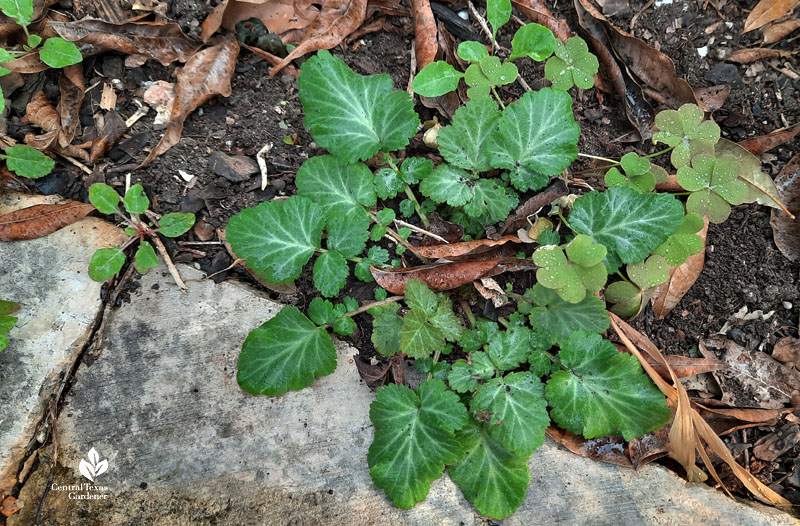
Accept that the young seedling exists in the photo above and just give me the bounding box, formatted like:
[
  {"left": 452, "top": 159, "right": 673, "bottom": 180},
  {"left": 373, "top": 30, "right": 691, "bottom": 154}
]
[{"left": 87, "top": 183, "right": 194, "bottom": 283}]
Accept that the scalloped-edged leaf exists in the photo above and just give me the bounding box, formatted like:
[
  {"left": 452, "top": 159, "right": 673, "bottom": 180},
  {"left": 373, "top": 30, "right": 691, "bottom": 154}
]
[
  {"left": 298, "top": 50, "right": 419, "bottom": 164},
  {"left": 471, "top": 371, "right": 549, "bottom": 455},
  {"left": 237, "top": 306, "right": 336, "bottom": 395},
  {"left": 296, "top": 155, "right": 376, "bottom": 217},
  {"left": 412, "top": 61, "right": 464, "bottom": 97},
  {"left": 569, "top": 187, "right": 684, "bottom": 272},
  {"left": 227, "top": 196, "right": 325, "bottom": 283},
  {"left": 368, "top": 380, "right": 467, "bottom": 508},
  {"left": 405, "top": 279, "right": 438, "bottom": 314},
  {"left": 448, "top": 417, "right": 531, "bottom": 520},
  {"left": 419, "top": 164, "right": 474, "bottom": 206},
  {"left": 308, "top": 297, "right": 338, "bottom": 325},
  {"left": 463, "top": 179, "right": 515, "bottom": 223},
  {"left": 313, "top": 250, "right": 349, "bottom": 297},
  {"left": 487, "top": 88, "right": 580, "bottom": 184},
  {"left": 546, "top": 332, "right": 670, "bottom": 440},
  {"left": 371, "top": 303, "right": 403, "bottom": 356},
  {"left": 486, "top": 325, "right": 533, "bottom": 371},
  {"left": 627, "top": 255, "right": 669, "bottom": 290},
  {"left": 429, "top": 299, "right": 463, "bottom": 341},
  {"left": 528, "top": 284, "right": 609, "bottom": 342},
  {"left": 438, "top": 96, "right": 500, "bottom": 173},
  {"left": 400, "top": 310, "right": 444, "bottom": 359},
  {"left": 325, "top": 208, "right": 370, "bottom": 258}
]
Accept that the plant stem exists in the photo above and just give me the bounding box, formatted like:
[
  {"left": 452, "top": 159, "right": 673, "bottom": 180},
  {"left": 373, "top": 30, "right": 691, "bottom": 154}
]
[
  {"left": 458, "top": 298, "right": 477, "bottom": 328},
  {"left": 556, "top": 209, "right": 573, "bottom": 231},
  {"left": 497, "top": 316, "right": 509, "bottom": 328},
  {"left": 578, "top": 153, "right": 618, "bottom": 164},
  {"left": 643, "top": 146, "right": 674, "bottom": 159},
  {"left": 384, "top": 154, "right": 430, "bottom": 227},
  {"left": 427, "top": 349, "right": 442, "bottom": 381},
  {"left": 342, "top": 296, "right": 404, "bottom": 319},
  {"left": 491, "top": 86, "right": 506, "bottom": 109}
]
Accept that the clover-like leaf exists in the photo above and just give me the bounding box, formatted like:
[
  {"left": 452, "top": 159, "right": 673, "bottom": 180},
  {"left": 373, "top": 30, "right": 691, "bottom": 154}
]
[
  {"left": 478, "top": 55, "right": 517, "bottom": 86},
  {"left": 544, "top": 37, "right": 598, "bottom": 90},
  {"left": 564, "top": 234, "right": 607, "bottom": 267},
  {"left": 88, "top": 247, "right": 126, "bottom": 281},
  {"left": 227, "top": 196, "right": 325, "bottom": 283},
  {"left": 438, "top": 96, "right": 500, "bottom": 173},
  {"left": 448, "top": 417, "right": 531, "bottom": 520},
  {"left": 604, "top": 281, "right": 643, "bottom": 317},
  {"left": 510, "top": 23, "right": 556, "bottom": 61},
  {"left": 532, "top": 242, "right": 607, "bottom": 303},
  {"left": 368, "top": 380, "right": 467, "bottom": 508},
  {"left": 237, "top": 306, "right": 336, "bottom": 395},
  {"left": 419, "top": 164, "right": 474, "bottom": 206},
  {"left": 464, "top": 63, "right": 491, "bottom": 99},
  {"left": 4, "top": 145, "right": 55, "bottom": 179},
  {"left": 157, "top": 212, "right": 195, "bottom": 237},
  {"left": 457, "top": 41, "right": 489, "bottom": 62},
  {"left": 133, "top": 241, "right": 158, "bottom": 274},
  {"left": 628, "top": 255, "right": 669, "bottom": 290},
  {"left": 89, "top": 183, "right": 121, "bottom": 214},
  {"left": 488, "top": 88, "right": 579, "bottom": 189},
  {"left": 546, "top": 332, "right": 670, "bottom": 440},
  {"left": 677, "top": 154, "right": 748, "bottom": 224},
  {"left": 528, "top": 284, "right": 610, "bottom": 342},
  {"left": 653, "top": 104, "right": 720, "bottom": 168},
  {"left": 652, "top": 212, "right": 704, "bottom": 266},
  {"left": 605, "top": 153, "right": 655, "bottom": 193},
  {"left": 298, "top": 50, "right": 419, "bottom": 164},
  {"left": 371, "top": 303, "right": 403, "bottom": 356},
  {"left": 412, "top": 61, "right": 464, "bottom": 97},
  {"left": 39, "top": 37, "right": 82, "bottom": 68},
  {"left": 313, "top": 250, "right": 349, "bottom": 297},
  {"left": 123, "top": 184, "right": 149, "bottom": 214},
  {"left": 569, "top": 187, "right": 684, "bottom": 273},
  {"left": 605, "top": 255, "right": 668, "bottom": 317}
]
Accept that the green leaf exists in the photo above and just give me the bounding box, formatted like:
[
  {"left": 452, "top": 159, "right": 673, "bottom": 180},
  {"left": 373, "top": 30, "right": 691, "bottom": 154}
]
[
  {"left": 296, "top": 155, "right": 376, "bottom": 216},
  {"left": 333, "top": 316, "right": 356, "bottom": 336},
  {"left": 4, "top": 145, "right": 55, "bottom": 179},
  {"left": 368, "top": 380, "right": 467, "bottom": 508},
  {"left": 528, "top": 284, "right": 609, "bottom": 342},
  {"left": 486, "top": 0, "right": 512, "bottom": 40},
  {"left": 376, "top": 208, "right": 395, "bottom": 225},
  {"left": 157, "top": 212, "right": 195, "bottom": 237},
  {"left": 605, "top": 281, "right": 643, "bottom": 317},
  {"left": 471, "top": 371, "right": 549, "bottom": 455},
  {"left": 374, "top": 167, "right": 403, "bottom": 199},
  {"left": 488, "top": 88, "right": 580, "bottom": 183},
  {"left": 39, "top": 37, "right": 82, "bottom": 68},
  {"left": 627, "top": 255, "right": 669, "bottom": 290},
  {"left": 532, "top": 241, "right": 607, "bottom": 303},
  {"left": 123, "top": 184, "right": 150, "bottom": 214},
  {"left": 478, "top": 56, "right": 517, "bottom": 86},
  {"left": 400, "top": 309, "right": 444, "bottom": 359},
  {"left": 89, "top": 183, "right": 121, "bottom": 214},
  {"left": 463, "top": 179, "right": 515, "bottom": 224},
  {"left": 419, "top": 164, "right": 473, "bottom": 206},
  {"left": 0, "top": 314, "right": 16, "bottom": 351},
  {"left": 464, "top": 63, "right": 491, "bottom": 99},
  {"left": 0, "top": 48, "right": 12, "bottom": 62},
  {"left": 510, "top": 23, "right": 556, "bottom": 61},
  {"left": 325, "top": 208, "right": 370, "bottom": 258},
  {"left": 438, "top": 96, "right": 500, "bottom": 173},
  {"left": 405, "top": 279, "right": 438, "bottom": 314},
  {"left": 412, "top": 60, "right": 464, "bottom": 97},
  {"left": 0, "top": 85, "right": 5, "bottom": 116},
  {"left": 677, "top": 154, "right": 748, "bottom": 224},
  {"left": 0, "top": 300, "right": 19, "bottom": 316},
  {"left": 237, "top": 306, "right": 336, "bottom": 395},
  {"left": 653, "top": 104, "right": 720, "bottom": 168},
  {"left": 308, "top": 297, "right": 338, "bottom": 325},
  {"left": 429, "top": 298, "right": 463, "bottom": 341},
  {"left": 399, "top": 199, "right": 415, "bottom": 217},
  {"left": 371, "top": 303, "right": 403, "bottom": 356},
  {"left": 605, "top": 153, "right": 655, "bottom": 193},
  {"left": 313, "top": 250, "right": 349, "bottom": 297},
  {"left": 545, "top": 332, "right": 670, "bottom": 440},
  {"left": 227, "top": 196, "right": 325, "bottom": 283},
  {"left": 88, "top": 247, "right": 126, "bottom": 281},
  {"left": 569, "top": 187, "right": 684, "bottom": 272},
  {"left": 133, "top": 241, "right": 158, "bottom": 274},
  {"left": 448, "top": 417, "right": 530, "bottom": 520},
  {"left": 0, "top": 0, "right": 32, "bottom": 26},
  {"left": 544, "top": 37, "right": 598, "bottom": 90},
  {"left": 26, "top": 33, "right": 41, "bottom": 48},
  {"left": 652, "top": 213, "right": 704, "bottom": 266},
  {"left": 400, "top": 157, "right": 433, "bottom": 184},
  {"left": 298, "top": 49, "right": 419, "bottom": 164},
  {"left": 457, "top": 41, "right": 489, "bottom": 62}
]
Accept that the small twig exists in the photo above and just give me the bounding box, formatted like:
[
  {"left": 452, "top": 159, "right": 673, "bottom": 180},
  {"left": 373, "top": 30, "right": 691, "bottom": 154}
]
[
  {"left": 384, "top": 227, "right": 430, "bottom": 263},
  {"left": 178, "top": 241, "right": 222, "bottom": 245},
  {"left": 578, "top": 152, "right": 618, "bottom": 164},
  {"left": 393, "top": 218, "right": 449, "bottom": 243},
  {"left": 144, "top": 210, "right": 187, "bottom": 291},
  {"left": 467, "top": 1, "right": 495, "bottom": 49},
  {"left": 516, "top": 75, "right": 532, "bottom": 92},
  {"left": 630, "top": 0, "right": 655, "bottom": 30},
  {"left": 55, "top": 151, "right": 92, "bottom": 174},
  {"left": 187, "top": 258, "right": 244, "bottom": 282},
  {"left": 256, "top": 141, "right": 273, "bottom": 191},
  {"left": 343, "top": 296, "right": 404, "bottom": 318},
  {"left": 407, "top": 40, "right": 417, "bottom": 94}
]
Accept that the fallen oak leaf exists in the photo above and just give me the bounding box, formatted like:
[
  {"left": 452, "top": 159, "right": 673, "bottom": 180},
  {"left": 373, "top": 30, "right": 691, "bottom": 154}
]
[
  {"left": 726, "top": 47, "right": 797, "bottom": 64},
  {"left": 743, "top": 0, "right": 800, "bottom": 33},
  {"left": 651, "top": 217, "right": 708, "bottom": 318},
  {"left": 0, "top": 202, "right": 95, "bottom": 241},
  {"left": 370, "top": 257, "right": 535, "bottom": 294},
  {"left": 412, "top": 234, "right": 521, "bottom": 260},
  {"left": 772, "top": 337, "right": 800, "bottom": 369},
  {"left": 141, "top": 39, "right": 240, "bottom": 167},
  {"left": 738, "top": 123, "right": 800, "bottom": 156}
]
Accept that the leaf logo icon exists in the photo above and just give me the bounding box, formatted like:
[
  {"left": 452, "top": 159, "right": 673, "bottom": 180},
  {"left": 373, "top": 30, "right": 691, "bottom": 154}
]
[{"left": 79, "top": 447, "right": 108, "bottom": 482}]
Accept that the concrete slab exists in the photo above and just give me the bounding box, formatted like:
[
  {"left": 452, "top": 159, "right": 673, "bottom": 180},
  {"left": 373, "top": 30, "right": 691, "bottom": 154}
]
[
  {"left": 9, "top": 264, "right": 798, "bottom": 525},
  {"left": 0, "top": 193, "right": 127, "bottom": 497}
]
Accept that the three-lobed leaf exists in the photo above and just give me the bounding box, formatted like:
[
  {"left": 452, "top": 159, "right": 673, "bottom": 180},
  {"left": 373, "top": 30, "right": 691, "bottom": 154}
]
[
  {"left": 653, "top": 104, "right": 720, "bottom": 168},
  {"left": 544, "top": 37, "right": 598, "bottom": 90}
]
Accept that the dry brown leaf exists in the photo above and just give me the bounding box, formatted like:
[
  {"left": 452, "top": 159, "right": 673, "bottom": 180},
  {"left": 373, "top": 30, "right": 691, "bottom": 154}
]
[
  {"left": 726, "top": 47, "right": 797, "bottom": 64},
  {"left": 512, "top": 0, "right": 574, "bottom": 42},
  {"left": 763, "top": 18, "right": 800, "bottom": 43},
  {"left": 744, "top": 0, "right": 800, "bottom": 33},
  {"left": 142, "top": 39, "right": 240, "bottom": 167},
  {"left": 473, "top": 277, "right": 508, "bottom": 308},
  {"left": 753, "top": 423, "right": 800, "bottom": 461},
  {"left": 218, "top": 0, "right": 317, "bottom": 41},
  {"left": 370, "top": 257, "right": 535, "bottom": 294},
  {"left": 411, "top": 0, "right": 437, "bottom": 70},
  {"left": 0, "top": 202, "right": 95, "bottom": 241},
  {"left": 693, "top": 84, "right": 730, "bottom": 112},
  {"left": 23, "top": 92, "right": 59, "bottom": 132},
  {"left": 770, "top": 153, "right": 800, "bottom": 261},
  {"left": 545, "top": 427, "right": 632, "bottom": 467},
  {"left": 90, "top": 111, "right": 127, "bottom": 162},
  {"left": 57, "top": 64, "right": 85, "bottom": 148},
  {"left": 412, "top": 235, "right": 521, "bottom": 260},
  {"left": 696, "top": 404, "right": 783, "bottom": 436},
  {"left": 270, "top": 0, "right": 367, "bottom": 76},
  {"left": 199, "top": 0, "right": 229, "bottom": 42},
  {"left": 50, "top": 19, "right": 202, "bottom": 66},
  {"left": 773, "top": 337, "right": 800, "bottom": 368},
  {"left": 644, "top": 354, "right": 726, "bottom": 380},
  {"left": 651, "top": 217, "right": 708, "bottom": 318},
  {"left": 242, "top": 43, "right": 299, "bottom": 77},
  {"left": 739, "top": 123, "right": 800, "bottom": 156},
  {"left": 501, "top": 178, "right": 568, "bottom": 234},
  {"left": 422, "top": 211, "right": 464, "bottom": 245},
  {"left": 627, "top": 427, "right": 670, "bottom": 467},
  {"left": 0, "top": 51, "right": 48, "bottom": 73}
]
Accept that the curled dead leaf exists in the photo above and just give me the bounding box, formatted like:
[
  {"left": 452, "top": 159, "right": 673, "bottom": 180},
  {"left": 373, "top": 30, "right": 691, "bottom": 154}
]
[
  {"left": 693, "top": 84, "right": 730, "bottom": 113},
  {"left": 24, "top": 92, "right": 60, "bottom": 132},
  {"left": 644, "top": 354, "right": 726, "bottom": 380},
  {"left": 651, "top": 217, "right": 708, "bottom": 318},
  {"left": 0, "top": 202, "right": 95, "bottom": 241},
  {"left": 422, "top": 211, "right": 464, "bottom": 245},
  {"left": 738, "top": 123, "right": 800, "bottom": 156},
  {"left": 763, "top": 19, "right": 800, "bottom": 44},
  {"left": 501, "top": 178, "right": 568, "bottom": 234},
  {"left": 411, "top": 0, "right": 437, "bottom": 70},
  {"left": 58, "top": 64, "right": 85, "bottom": 148},
  {"left": 473, "top": 277, "right": 508, "bottom": 308},
  {"left": 743, "top": 0, "right": 800, "bottom": 33},
  {"left": 370, "top": 257, "right": 535, "bottom": 294},
  {"left": 726, "top": 48, "right": 797, "bottom": 64},
  {"left": 770, "top": 153, "right": 800, "bottom": 262},
  {"left": 412, "top": 235, "right": 521, "bottom": 260}
]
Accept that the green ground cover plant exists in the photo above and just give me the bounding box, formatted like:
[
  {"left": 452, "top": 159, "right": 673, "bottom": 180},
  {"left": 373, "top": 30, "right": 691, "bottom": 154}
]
[
  {"left": 226, "top": 1, "right": 784, "bottom": 518},
  {"left": 0, "top": 299, "right": 19, "bottom": 351}
]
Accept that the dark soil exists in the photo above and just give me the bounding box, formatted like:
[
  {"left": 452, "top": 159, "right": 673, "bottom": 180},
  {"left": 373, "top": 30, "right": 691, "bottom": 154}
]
[{"left": 9, "top": 0, "right": 800, "bottom": 511}]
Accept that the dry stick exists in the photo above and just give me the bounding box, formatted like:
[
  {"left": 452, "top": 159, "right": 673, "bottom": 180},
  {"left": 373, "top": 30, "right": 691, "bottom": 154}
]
[
  {"left": 393, "top": 217, "right": 449, "bottom": 244},
  {"left": 384, "top": 227, "right": 431, "bottom": 263},
  {"left": 467, "top": 1, "right": 494, "bottom": 48},
  {"left": 256, "top": 141, "right": 273, "bottom": 191},
  {"left": 407, "top": 40, "right": 417, "bottom": 94},
  {"left": 144, "top": 210, "right": 188, "bottom": 291},
  {"left": 739, "top": 175, "right": 796, "bottom": 219},
  {"left": 630, "top": 0, "right": 655, "bottom": 30},
  {"left": 55, "top": 151, "right": 92, "bottom": 174},
  {"left": 187, "top": 258, "right": 245, "bottom": 283}
]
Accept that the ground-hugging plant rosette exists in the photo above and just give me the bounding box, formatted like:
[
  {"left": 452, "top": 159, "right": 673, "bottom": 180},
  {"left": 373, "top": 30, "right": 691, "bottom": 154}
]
[{"left": 224, "top": 9, "right": 787, "bottom": 520}]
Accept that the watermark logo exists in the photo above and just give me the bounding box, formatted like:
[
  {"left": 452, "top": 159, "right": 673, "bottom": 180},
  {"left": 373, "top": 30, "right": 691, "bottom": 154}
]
[{"left": 79, "top": 447, "right": 108, "bottom": 482}]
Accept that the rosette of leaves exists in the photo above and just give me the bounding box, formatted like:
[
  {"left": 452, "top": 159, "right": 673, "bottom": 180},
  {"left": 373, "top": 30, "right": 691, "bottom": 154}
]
[
  {"left": 652, "top": 104, "right": 720, "bottom": 169},
  {"left": 676, "top": 154, "right": 748, "bottom": 224},
  {"left": 369, "top": 280, "right": 462, "bottom": 359},
  {"left": 544, "top": 37, "right": 599, "bottom": 91},
  {"left": 532, "top": 234, "right": 608, "bottom": 303},
  {"left": 604, "top": 255, "right": 670, "bottom": 317},
  {"left": 0, "top": 300, "right": 20, "bottom": 351},
  {"left": 87, "top": 183, "right": 194, "bottom": 281},
  {"left": 604, "top": 152, "right": 668, "bottom": 193}
]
